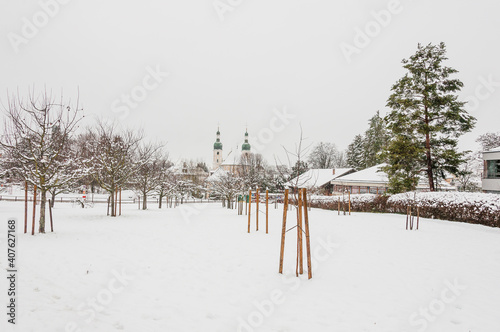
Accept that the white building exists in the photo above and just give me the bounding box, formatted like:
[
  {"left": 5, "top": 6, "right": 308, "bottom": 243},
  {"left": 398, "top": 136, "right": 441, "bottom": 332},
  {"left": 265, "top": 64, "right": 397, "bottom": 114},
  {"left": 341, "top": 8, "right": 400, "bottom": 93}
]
[
  {"left": 482, "top": 146, "right": 500, "bottom": 193},
  {"left": 286, "top": 168, "right": 355, "bottom": 194}
]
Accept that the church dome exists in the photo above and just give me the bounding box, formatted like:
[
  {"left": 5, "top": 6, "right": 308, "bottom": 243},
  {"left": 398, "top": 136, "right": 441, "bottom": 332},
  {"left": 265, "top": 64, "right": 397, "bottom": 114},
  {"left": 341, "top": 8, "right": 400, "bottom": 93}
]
[
  {"left": 241, "top": 131, "right": 250, "bottom": 151},
  {"left": 214, "top": 139, "right": 222, "bottom": 150}
]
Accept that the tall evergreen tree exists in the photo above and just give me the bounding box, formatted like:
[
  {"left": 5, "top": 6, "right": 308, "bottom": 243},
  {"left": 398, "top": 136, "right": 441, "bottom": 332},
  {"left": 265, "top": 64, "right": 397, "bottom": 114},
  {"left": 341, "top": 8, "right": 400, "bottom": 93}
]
[
  {"left": 346, "top": 134, "right": 365, "bottom": 170},
  {"left": 385, "top": 42, "right": 475, "bottom": 192},
  {"left": 363, "top": 111, "right": 389, "bottom": 167}
]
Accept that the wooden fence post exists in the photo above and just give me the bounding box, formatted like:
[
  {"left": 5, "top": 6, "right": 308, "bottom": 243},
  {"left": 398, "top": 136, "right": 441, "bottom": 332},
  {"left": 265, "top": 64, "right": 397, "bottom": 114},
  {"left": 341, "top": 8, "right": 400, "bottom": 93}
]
[
  {"left": 24, "top": 181, "right": 28, "bottom": 234},
  {"left": 32, "top": 185, "right": 37, "bottom": 235},
  {"left": 119, "top": 188, "right": 122, "bottom": 216},
  {"left": 417, "top": 206, "right": 420, "bottom": 230},
  {"left": 348, "top": 190, "right": 351, "bottom": 215},
  {"left": 279, "top": 189, "right": 289, "bottom": 274},
  {"left": 266, "top": 189, "right": 269, "bottom": 234},
  {"left": 297, "top": 189, "right": 304, "bottom": 276},
  {"left": 256, "top": 187, "right": 259, "bottom": 231},
  {"left": 248, "top": 189, "right": 252, "bottom": 233},
  {"left": 115, "top": 188, "right": 118, "bottom": 216},
  {"left": 303, "top": 188, "right": 312, "bottom": 279}
]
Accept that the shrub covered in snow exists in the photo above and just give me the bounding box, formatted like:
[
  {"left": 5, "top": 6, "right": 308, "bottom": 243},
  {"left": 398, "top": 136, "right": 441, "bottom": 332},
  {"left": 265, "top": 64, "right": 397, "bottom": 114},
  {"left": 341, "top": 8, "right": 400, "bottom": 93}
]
[{"left": 308, "top": 192, "right": 500, "bottom": 228}]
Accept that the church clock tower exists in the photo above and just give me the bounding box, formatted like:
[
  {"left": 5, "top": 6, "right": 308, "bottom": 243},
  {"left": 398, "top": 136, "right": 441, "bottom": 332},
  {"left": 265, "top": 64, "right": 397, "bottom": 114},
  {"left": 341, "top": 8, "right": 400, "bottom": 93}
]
[{"left": 213, "top": 127, "right": 223, "bottom": 170}]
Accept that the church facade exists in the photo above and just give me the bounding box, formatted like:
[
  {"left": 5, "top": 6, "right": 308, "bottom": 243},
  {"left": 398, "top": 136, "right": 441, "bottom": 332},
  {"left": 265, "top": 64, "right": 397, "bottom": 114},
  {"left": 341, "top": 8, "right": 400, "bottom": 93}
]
[{"left": 212, "top": 128, "right": 252, "bottom": 173}]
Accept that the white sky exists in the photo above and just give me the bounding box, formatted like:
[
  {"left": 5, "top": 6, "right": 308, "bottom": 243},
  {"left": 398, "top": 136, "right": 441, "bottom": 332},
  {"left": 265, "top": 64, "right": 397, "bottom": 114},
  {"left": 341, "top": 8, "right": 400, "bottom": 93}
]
[{"left": 1, "top": 0, "right": 499, "bottom": 166}]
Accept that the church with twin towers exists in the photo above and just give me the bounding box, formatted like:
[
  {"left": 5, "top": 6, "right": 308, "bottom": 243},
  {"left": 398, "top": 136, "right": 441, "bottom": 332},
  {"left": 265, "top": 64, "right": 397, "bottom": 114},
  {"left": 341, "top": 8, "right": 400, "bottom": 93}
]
[{"left": 212, "top": 127, "right": 251, "bottom": 172}]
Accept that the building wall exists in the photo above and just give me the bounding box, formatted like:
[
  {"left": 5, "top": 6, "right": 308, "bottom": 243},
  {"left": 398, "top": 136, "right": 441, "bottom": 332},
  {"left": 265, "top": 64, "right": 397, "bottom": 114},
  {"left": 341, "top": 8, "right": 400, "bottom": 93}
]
[{"left": 482, "top": 151, "right": 500, "bottom": 193}]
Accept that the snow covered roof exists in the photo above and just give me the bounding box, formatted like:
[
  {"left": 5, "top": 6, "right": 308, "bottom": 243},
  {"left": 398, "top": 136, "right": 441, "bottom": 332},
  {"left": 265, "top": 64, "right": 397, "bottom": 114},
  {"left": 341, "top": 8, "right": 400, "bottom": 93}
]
[
  {"left": 485, "top": 146, "right": 500, "bottom": 153},
  {"left": 331, "top": 164, "right": 388, "bottom": 185},
  {"left": 206, "top": 167, "right": 228, "bottom": 182},
  {"left": 286, "top": 168, "right": 354, "bottom": 188},
  {"left": 221, "top": 150, "right": 243, "bottom": 166}
]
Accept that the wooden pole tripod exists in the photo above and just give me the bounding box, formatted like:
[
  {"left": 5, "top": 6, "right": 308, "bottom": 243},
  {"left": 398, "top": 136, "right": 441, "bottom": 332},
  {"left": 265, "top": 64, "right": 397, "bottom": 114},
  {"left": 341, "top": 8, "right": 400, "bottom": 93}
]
[
  {"left": 279, "top": 188, "right": 312, "bottom": 279},
  {"left": 406, "top": 205, "right": 420, "bottom": 230}
]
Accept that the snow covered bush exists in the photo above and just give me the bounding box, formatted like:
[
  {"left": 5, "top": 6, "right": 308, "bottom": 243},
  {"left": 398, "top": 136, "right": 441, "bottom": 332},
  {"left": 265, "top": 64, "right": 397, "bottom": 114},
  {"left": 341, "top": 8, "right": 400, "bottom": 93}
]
[
  {"left": 309, "top": 192, "right": 500, "bottom": 228},
  {"left": 387, "top": 192, "right": 500, "bottom": 227}
]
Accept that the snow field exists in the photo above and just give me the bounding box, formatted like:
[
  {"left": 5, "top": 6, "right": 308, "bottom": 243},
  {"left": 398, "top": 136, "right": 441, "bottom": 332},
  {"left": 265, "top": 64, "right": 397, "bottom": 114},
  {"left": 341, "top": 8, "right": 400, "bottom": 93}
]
[{"left": 0, "top": 201, "right": 499, "bottom": 331}]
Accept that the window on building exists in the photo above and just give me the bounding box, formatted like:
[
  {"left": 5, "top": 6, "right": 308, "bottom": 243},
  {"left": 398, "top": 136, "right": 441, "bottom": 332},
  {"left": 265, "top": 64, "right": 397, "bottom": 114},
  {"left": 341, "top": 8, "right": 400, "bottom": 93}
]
[
  {"left": 487, "top": 160, "right": 500, "bottom": 178},
  {"left": 217, "top": 151, "right": 219, "bottom": 155}
]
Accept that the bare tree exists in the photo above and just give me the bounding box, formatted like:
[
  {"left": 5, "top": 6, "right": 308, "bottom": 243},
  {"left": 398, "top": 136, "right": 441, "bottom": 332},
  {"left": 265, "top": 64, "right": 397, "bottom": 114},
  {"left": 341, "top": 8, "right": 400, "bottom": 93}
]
[
  {"left": 155, "top": 158, "right": 174, "bottom": 208},
  {"left": 207, "top": 170, "right": 244, "bottom": 209},
  {"left": 476, "top": 132, "right": 500, "bottom": 151},
  {"left": 308, "top": 142, "right": 342, "bottom": 169},
  {"left": 239, "top": 153, "right": 266, "bottom": 189},
  {"left": 132, "top": 141, "right": 164, "bottom": 210},
  {"left": 80, "top": 120, "right": 143, "bottom": 217},
  {"left": 0, "top": 89, "right": 83, "bottom": 233}
]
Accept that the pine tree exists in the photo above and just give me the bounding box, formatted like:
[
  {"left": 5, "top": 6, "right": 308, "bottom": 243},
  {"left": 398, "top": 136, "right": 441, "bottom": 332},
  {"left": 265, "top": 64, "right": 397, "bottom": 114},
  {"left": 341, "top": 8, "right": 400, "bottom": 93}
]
[
  {"left": 363, "top": 111, "right": 389, "bottom": 167},
  {"left": 385, "top": 42, "right": 475, "bottom": 192},
  {"left": 346, "top": 134, "right": 365, "bottom": 170}
]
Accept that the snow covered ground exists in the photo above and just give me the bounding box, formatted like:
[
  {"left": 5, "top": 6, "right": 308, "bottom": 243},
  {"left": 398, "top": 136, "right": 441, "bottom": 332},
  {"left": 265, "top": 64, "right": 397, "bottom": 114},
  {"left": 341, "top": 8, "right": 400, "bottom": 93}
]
[{"left": 1, "top": 201, "right": 500, "bottom": 332}]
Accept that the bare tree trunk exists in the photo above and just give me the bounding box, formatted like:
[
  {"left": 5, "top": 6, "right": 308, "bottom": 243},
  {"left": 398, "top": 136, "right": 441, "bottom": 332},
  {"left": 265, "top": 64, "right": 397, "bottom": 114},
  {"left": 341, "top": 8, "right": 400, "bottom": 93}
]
[
  {"left": 143, "top": 193, "right": 147, "bottom": 210},
  {"left": 39, "top": 189, "right": 47, "bottom": 233},
  {"left": 159, "top": 193, "right": 163, "bottom": 209},
  {"left": 110, "top": 190, "right": 115, "bottom": 217},
  {"left": 50, "top": 191, "right": 56, "bottom": 208},
  {"left": 424, "top": 109, "right": 435, "bottom": 192}
]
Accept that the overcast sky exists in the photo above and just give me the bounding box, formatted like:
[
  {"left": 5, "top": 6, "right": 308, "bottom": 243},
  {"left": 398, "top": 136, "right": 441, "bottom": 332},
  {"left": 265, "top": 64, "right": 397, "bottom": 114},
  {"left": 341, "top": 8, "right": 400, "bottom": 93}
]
[{"left": 1, "top": 0, "right": 499, "bottom": 166}]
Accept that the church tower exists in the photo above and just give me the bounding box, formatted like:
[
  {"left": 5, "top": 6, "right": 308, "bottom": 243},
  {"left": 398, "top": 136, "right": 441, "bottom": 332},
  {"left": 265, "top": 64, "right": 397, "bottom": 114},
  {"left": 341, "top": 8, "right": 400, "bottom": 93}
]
[
  {"left": 241, "top": 129, "right": 251, "bottom": 157},
  {"left": 213, "top": 127, "right": 223, "bottom": 170}
]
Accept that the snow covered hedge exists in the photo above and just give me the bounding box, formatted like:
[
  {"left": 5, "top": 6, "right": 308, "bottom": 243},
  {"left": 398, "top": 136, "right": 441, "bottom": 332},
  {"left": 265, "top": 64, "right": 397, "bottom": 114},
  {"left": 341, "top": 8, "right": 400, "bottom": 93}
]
[{"left": 309, "top": 192, "right": 500, "bottom": 227}]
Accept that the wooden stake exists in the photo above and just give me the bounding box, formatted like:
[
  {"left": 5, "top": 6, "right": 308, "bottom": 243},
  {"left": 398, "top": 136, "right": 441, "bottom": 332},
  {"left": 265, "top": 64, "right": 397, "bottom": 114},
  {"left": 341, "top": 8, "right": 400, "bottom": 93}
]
[
  {"left": 256, "top": 188, "right": 259, "bottom": 231},
  {"left": 119, "top": 187, "right": 122, "bottom": 216},
  {"left": 417, "top": 206, "right": 420, "bottom": 230},
  {"left": 248, "top": 189, "right": 252, "bottom": 233},
  {"left": 303, "top": 188, "right": 312, "bottom": 279},
  {"left": 115, "top": 188, "right": 118, "bottom": 216},
  {"left": 297, "top": 189, "right": 304, "bottom": 275},
  {"left": 406, "top": 206, "right": 409, "bottom": 230},
  {"left": 348, "top": 190, "right": 351, "bottom": 215},
  {"left": 279, "top": 189, "right": 289, "bottom": 274},
  {"left": 49, "top": 199, "right": 54, "bottom": 232},
  {"left": 24, "top": 181, "right": 28, "bottom": 234},
  {"left": 409, "top": 206, "right": 413, "bottom": 230},
  {"left": 32, "top": 185, "right": 37, "bottom": 235},
  {"left": 266, "top": 189, "right": 269, "bottom": 234}
]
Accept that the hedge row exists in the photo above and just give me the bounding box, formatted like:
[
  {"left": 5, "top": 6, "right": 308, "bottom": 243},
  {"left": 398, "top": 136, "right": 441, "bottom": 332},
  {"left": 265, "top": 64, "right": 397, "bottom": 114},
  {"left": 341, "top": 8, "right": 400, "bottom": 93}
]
[{"left": 308, "top": 192, "right": 500, "bottom": 228}]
